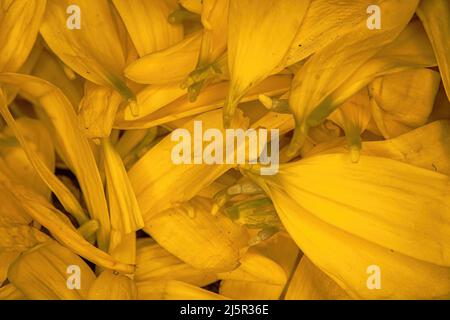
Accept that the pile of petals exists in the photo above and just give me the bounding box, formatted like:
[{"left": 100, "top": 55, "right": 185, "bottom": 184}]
[{"left": 0, "top": 0, "right": 450, "bottom": 300}]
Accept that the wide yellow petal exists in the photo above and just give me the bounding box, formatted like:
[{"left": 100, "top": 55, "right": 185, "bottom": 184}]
[
  {"left": 0, "top": 0, "right": 46, "bottom": 72},
  {"left": 135, "top": 238, "right": 217, "bottom": 287},
  {"left": 113, "top": 0, "right": 183, "bottom": 57},
  {"left": 369, "top": 68, "right": 441, "bottom": 139},
  {"left": 0, "top": 284, "right": 26, "bottom": 300},
  {"left": 144, "top": 197, "right": 248, "bottom": 272},
  {"left": 87, "top": 270, "right": 137, "bottom": 300},
  {"left": 285, "top": 256, "right": 350, "bottom": 300},
  {"left": 262, "top": 154, "right": 450, "bottom": 267},
  {"left": 8, "top": 241, "right": 96, "bottom": 300},
  {"left": 262, "top": 186, "right": 450, "bottom": 299},
  {"left": 40, "top": 0, "right": 134, "bottom": 100},
  {"left": 125, "top": 32, "right": 202, "bottom": 85}
]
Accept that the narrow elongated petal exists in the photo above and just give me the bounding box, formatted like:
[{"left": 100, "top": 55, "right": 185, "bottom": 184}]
[
  {"left": 417, "top": 0, "right": 450, "bottom": 101},
  {"left": 2, "top": 175, "right": 133, "bottom": 273},
  {"left": 138, "top": 280, "right": 228, "bottom": 300},
  {"left": 145, "top": 197, "right": 248, "bottom": 272},
  {"left": 224, "top": 0, "right": 309, "bottom": 126},
  {"left": 0, "top": 88, "right": 87, "bottom": 224},
  {"left": 116, "top": 75, "right": 290, "bottom": 129},
  {"left": 87, "top": 270, "right": 137, "bottom": 300},
  {"left": 8, "top": 241, "right": 96, "bottom": 300},
  {"left": 40, "top": 0, "right": 133, "bottom": 100},
  {"left": 0, "top": 74, "right": 110, "bottom": 250},
  {"left": 102, "top": 138, "right": 144, "bottom": 235},
  {"left": 0, "top": 0, "right": 46, "bottom": 72},
  {"left": 113, "top": 0, "right": 183, "bottom": 57},
  {"left": 285, "top": 257, "right": 350, "bottom": 300}
]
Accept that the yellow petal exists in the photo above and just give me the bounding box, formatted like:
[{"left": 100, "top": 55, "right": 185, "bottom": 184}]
[
  {"left": 285, "top": 256, "right": 350, "bottom": 300},
  {"left": 328, "top": 89, "right": 372, "bottom": 161},
  {"left": 199, "top": 0, "right": 228, "bottom": 63},
  {"left": 262, "top": 186, "right": 450, "bottom": 299},
  {"left": 287, "top": 0, "right": 419, "bottom": 155},
  {"left": 0, "top": 284, "right": 26, "bottom": 300},
  {"left": 369, "top": 68, "right": 441, "bottom": 139},
  {"left": 102, "top": 138, "right": 144, "bottom": 235},
  {"left": 122, "top": 83, "right": 186, "bottom": 121},
  {"left": 40, "top": 0, "right": 134, "bottom": 100},
  {"left": 0, "top": 251, "right": 20, "bottom": 286},
  {"left": 129, "top": 109, "right": 248, "bottom": 220},
  {"left": 137, "top": 280, "right": 228, "bottom": 300},
  {"left": 1, "top": 117, "right": 55, "bottom": 199},
  {"left": 87, "top": 270, "right": 137, "bottom": 300},
  {"left": 116, "top": 75, "right": 290, "bottom": 129},
  {"left": 113, "top": 0, "right": 183, "bottom": 57},
  {"left": 145, "top": 197, "right": 248, "bottom": 272},
  {"left": 0, "top": 88, "right": 88, "bottom": 225},
  {"left": 224, "top": 0, "right": 309, "bottom": 126},
  {"left": 306, "top": 120, "right": 450, "bottom": 176},
  {"left": 259, "top": 154, "right": 450, "bottom": 267},
  {"left": 8, "top": 241, "right": 96, "bottom": 300},
  {"left": 32, "top": 49, "right": 84, "bottom": 108},
  {"left": 417, "top": 0, "right": 450, "bottom": 101},
  {"left": 218, "top": 252, "right": 286, "bottom": 285},
  {"left": 285, "top": 0, "right": 380, "bottom": 66},
  {"left": 0, "top": 0, "right": 46, "bottom": 72},
  {"left": 2, "top": 175, "right": 133, "bottom": 273},
  {"left": 219, "top": 280, "right": 283, "bottom": 300},
  {"left": 135, "top": 238, "right": 217, "bottom": 287},
  {"left": 125, "top": 31, "right": 202, "bottom": 85},
  {"left": 179, "top": 0, "right": 202, "bottom": 14},
  {"left": 0, "top": 74, "right": 110, "bottom": 249},
  {"left": 0, "top": 225, "right": 49, "bottom": 253}
]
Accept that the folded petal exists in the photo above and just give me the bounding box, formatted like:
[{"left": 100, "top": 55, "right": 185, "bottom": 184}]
[{"left": 224, "top": 0, "right": 309, "bottom": 126}]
